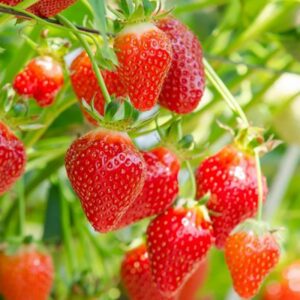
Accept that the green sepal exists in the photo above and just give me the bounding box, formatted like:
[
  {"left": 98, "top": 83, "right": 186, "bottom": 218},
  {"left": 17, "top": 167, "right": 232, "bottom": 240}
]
[
  {"left": 178, "top": 134, "right": 194, "bottom": 149},
  {"left": 128, "top": 3, "right": 145, "bottom": 22},
  {"left": 197, "top": 192, "right": 211, "bottom": 206},
  {"left": 104, "top": 101, "right": 121, "bottom": 121},
  {"left": 142, "top": 0, "right": 157, "bottom": 16},
  {"left": 120, "top": 0, "right": 134, "bottom": 17}
]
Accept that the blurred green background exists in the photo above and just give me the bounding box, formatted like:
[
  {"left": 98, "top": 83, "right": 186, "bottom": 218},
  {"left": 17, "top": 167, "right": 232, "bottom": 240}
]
[{"left": 1, "top": 0, "right": 300, "bottom": 299}]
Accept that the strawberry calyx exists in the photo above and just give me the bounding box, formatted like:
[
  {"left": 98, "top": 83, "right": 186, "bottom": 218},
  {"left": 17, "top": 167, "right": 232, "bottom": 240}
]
[
  {"left": 216, "top": 120, "right": 281, "bottom": 157},
  {"left": 156, "top": 118, "right": 205, "bottom": 163},
  {"left": 232, "top": 219, "right": 282, "bottom": 240},
  {"left": 0, "top": 235, "right": 41, "bottom": 257},
  {"left": 176, "top": 198, "right": 212, "bottom": 224},
  {"left": 70, "top": 271, "right": 102, "bottom": 299},
  {"left": 110, "top": 0, "right": 169, "bottom": 27},
  {"left": 81, "top": 97, "right": 159, "bottom": 132},
  {"left": 38, "top": 37, "right": 71, "bottom": 64},
  {"left": 0, "top": 84, "right": 43, "bottom": 132}
]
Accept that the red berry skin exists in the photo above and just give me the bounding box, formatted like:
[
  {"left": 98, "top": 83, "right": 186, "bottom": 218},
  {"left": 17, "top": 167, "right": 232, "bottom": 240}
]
[
  {"left": 121, "top": 244, "right": 176, "bottom": 300},
  {"left": 13, "top": 56, "right": 64, "bottom": 107},
  {"left": 65, "top": 129, "right": 146, "bottom": 232},
  {"left": 0, "top": 0, "right": 77, "bottom": 17},
  {"left": 0, "top": 122, "right": 26, "bottom": 196},
  {"left": 225, "top": 230, "right": 280, "bottom": 299},
  {"left": 147, "top": 207, "right": 214, "bottom": 297},
  {"left": 195, "top": 145, "right": 267, "bottom": 249},
  {"left": 114, "top": 22, "right": 173, "bottom": 111},
  {"left": 264, "top": 261, "right": 300, "bottom": 300},
  {"left": 0, "top": 249, "right": 54, "bottom": 300},
  {"left": 70, "top": 51, "right": 127, "bottom": 124},
  {"left": 157, "top": 18, "right": 205, "bottom": 114},
  {"left": 116, "top": 147, "right": 180, "bottom": 228}
]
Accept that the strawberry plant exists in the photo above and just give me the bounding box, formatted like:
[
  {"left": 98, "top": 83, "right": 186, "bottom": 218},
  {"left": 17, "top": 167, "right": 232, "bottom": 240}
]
[{"left": 1, "top": 1, "right": 300, "bottom": 300}]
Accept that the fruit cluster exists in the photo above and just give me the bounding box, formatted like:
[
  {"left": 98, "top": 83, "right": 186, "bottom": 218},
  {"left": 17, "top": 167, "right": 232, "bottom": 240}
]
[{"left": 0, "top": 1, "right": 283, "bottom": 299}]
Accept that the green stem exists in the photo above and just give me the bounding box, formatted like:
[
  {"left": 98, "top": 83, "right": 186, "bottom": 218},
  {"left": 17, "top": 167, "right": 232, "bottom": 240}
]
[
  {"left": 176, "top": 116, "right": 183, "bottom": 140},
  {"left": 186, "top": 161, "right": 197, "bottom": 200},
  {"left": 16, "top": 179, "right": 25, "bottom": 238},
  {"left": 203, "top": 58, "right": 250, "bottom": 127},
  {"left": 24, "top": 94, "right": 76, "bottom": 148},
  {"left": 254, "top": 148, "right": 263, "bottom": 221},
  {"left": 83, "top": 226, "right": 111, "bottom": 277},
  {"left": 60, "top": 184, "right": 77, "bottom": 275},
  {"left": 57, "top": 14, "right": 112, "bottom": 105},
  {"left": 0, "top": 0, "right": 39, "bottom": 24},
  {"left": 0, "top": 4, "right": 99, "bottom": 39},
  {"left": 0, "top": 5, "right": 102, "bottom": 35}
]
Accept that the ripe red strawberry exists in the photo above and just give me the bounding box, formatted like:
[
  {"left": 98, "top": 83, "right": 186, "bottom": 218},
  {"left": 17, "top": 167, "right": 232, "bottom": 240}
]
[
  {"left": 116, "top": 147, "right": 180, "bottom": 228},
  {"left": 121, "top": 244, "right": 175, "bottom": 300},
  {"left": 0, "top": 0, "right": 77, "bottom": 17},
  {"left": 195, "top": 145, "right": 267, "bottom": 249},
  {"left": 114, "top": 22, "right": 172, "bottom": 111},
  {"left": 0, "top": 122, "right": 26, "bottom": 195},
  {"left": 13, "top": 56, "right": 64, "bottom": 107},
  {"left": 70, "top": 51, "right": 127, "bottom": 124},
  {"left": 157, "top": 17, "right": 205, "bottom": 114},
  {"left": 65, "top": 128, "right": 146, "bottom": 232},
  {"left": 147, "top": 207, "right": 213, "bottom": 297},
  {"left": 263, "top": 261, "right": 300, "bottom": 300},
  {"left": 0, "top": 248, "right": 54, "bottom": 300},
  {"left": 225, "top": 228, "right": 280, "bottom": 299}
]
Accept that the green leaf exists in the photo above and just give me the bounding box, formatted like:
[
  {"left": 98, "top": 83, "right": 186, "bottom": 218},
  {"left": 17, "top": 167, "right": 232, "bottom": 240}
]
[
  {"left": 88, "top": 0, "right": 108, "bottom": 39},
  {"left": 276, "top": 28, "right": 300, "bottom": 61},
  {"left": 88, "top": 0, "right": 117, "bottom": 65},
  {"left": 42, "top": 185, "right": 62, "bottom": 244}
]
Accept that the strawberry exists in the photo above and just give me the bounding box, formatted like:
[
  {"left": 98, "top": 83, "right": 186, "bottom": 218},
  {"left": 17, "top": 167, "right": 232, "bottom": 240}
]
[
  {"left": 0, "top": 0, "right": 77, "bottom": 17},
  {"left": 178, "top": 260, "right": 208, "bottom": 300},
  {"left": 0, "top": 122, "right": 26, "bottom": 195},
  {"left": 65, "top": 128, "right": 146, "bottom": 232},
  {"left": 114, "top": 22, "right": 172, "bottom": 111},
  {"left": 195, "top": 145, "right": 267, "bottom": 249},
  {"left": 70, "top": 51, "right": 127, "bottom": 124},
  {"left": 121, "top": 244, "right": 175, "bottom": 300},
  {"left": 147, "top": 207, "right": 213, "bottom": 297},
  {"left": 0, "top": 248, "right": 54, "bottom": 300},
  {"left": 116, "top": 147, "right": 180, "bottom": 228},
  {"left": 264, "top": 261, "right": 300, "bottom": 300},
  {"left": 13, "top": 56, "right": 64, "bottom": 107},
  {"left": 157, "top": 17, "right": 205, "bottom": 114},
  {"left": 225, "top": 227, "right": 280, "bottom": 299}
]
